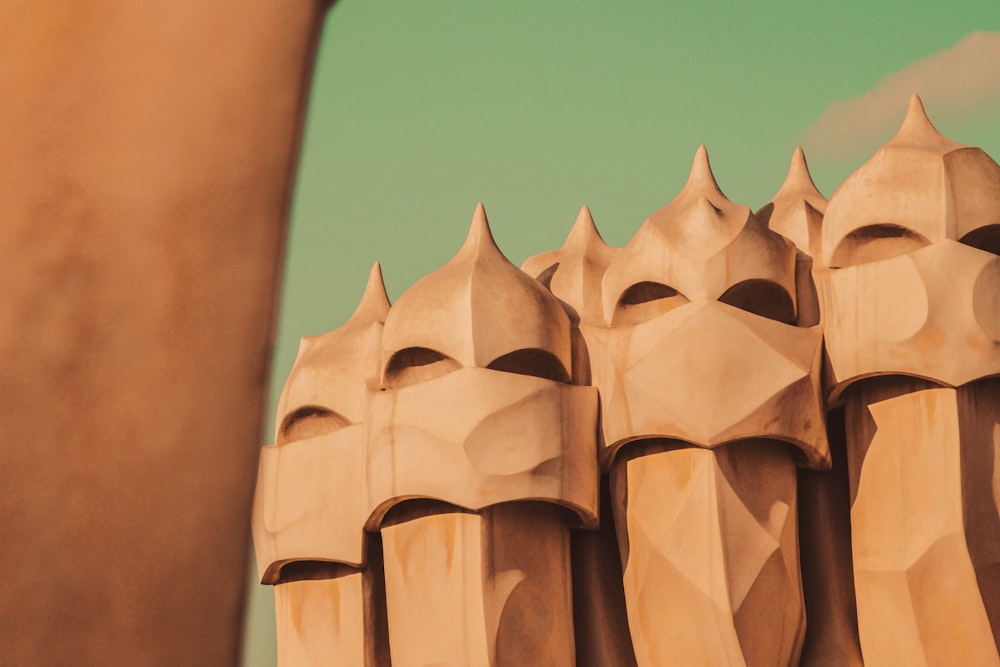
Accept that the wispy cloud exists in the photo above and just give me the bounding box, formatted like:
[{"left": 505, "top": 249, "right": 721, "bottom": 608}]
[{"left": 804, "top": 32, "right": 1000, "bottom": 163}]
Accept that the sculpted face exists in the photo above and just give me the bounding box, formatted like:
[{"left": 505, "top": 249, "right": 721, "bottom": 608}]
[
  {"left": 366, "top": 367, "right": 599, "bottom": 526},
  {"left": 585, "top": 301, "right": 826, "bottom": 464},
  {"left": 519, "top": 149, "right": 829, "bottom": 666},
  {"left": 252, "top": 264, "right": 389, "bottom": 583},
  {"left": 366, "top": 205, "right": 599, "bottom": 667},
  {"left": 577, "top": 147, "right": 828, "bottom": 468},
  {"left": 366, "top": 204, "right": 599, "bottom": 528},
  {"left": 812, "top": 97, "right": 1000, "bottom": 666},
  {"left": 815, "top": 95, "right": 1000, "bottom": 398}
]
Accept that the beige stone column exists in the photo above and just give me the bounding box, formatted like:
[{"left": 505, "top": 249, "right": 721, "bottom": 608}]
[
  {"left": 523, "top": 207, "right": 638, "bottom": 667},
  {"left": 253, "top": 264, "right": 391, "bottom": 667},
  {"left": 575, "top": 146, "right": 828, "bottom": 667},
  {"left": 365, "top": 206, "right": 599, "bottom": 666},
  {"left": 815, "top": 95, "right": 1000, "bottom": 664},
  {"left": 839, "top": 380, "right": 1000, "bottom": 666},
  {"left": 379, "top": 504, "right": 574, "bottom": 667},
  {"left": 758, "top": 148, "right": 865, "bottom": 666},
  {"left": 609, "top": 441, "right": 803, "bottom": 666}
]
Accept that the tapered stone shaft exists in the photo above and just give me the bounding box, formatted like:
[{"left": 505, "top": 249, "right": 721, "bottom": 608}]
[
  {"left": 842, "top": 380, "right": 1000, "bottom": 665},
  {"left": 610, "top": 443, "right": 803, "bottom": 666},
  {"left": 380, "top": 505, "right": 574, "bottom": 666},
  {"left": 816, "top": 95, "right": 1000, "bottom": 664},
  {"left": 368, "top": 205, "right": 598, "bottom": 665}
]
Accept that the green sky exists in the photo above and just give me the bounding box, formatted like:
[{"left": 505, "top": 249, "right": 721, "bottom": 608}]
[{"left": 243, "top": 2, "right": 1000, "bottom": 663}]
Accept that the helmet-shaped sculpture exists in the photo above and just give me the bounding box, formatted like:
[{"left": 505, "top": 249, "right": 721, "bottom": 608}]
[
  {"left": 365, "top": 204, "right": 599, "bottom": 667},
  {"left": 818, "top": 93, "right": 1000, "bottom": 396},
  {"left": 591, "top": 145, "right": 828, "bottom": 463},
  {"left": 757, "top": 146, "right": 828, "bottom": 259},
  {"left": 257, "top": 262, "right": 388, "bottom": 579},
  {"left": 522, "top": 205, "right": 619, "bottom": 329},
  {"left": 252, "top": 263, "right": 390, "bottom": 667},
  {"left": 757, "top": 147, "right": 865, "bottom": 666},
  {"left": 578, "top": 146, "right": 829, "bottom": 667},
  {"left": 814, "top": 94, "right": 1000, "bottom": 666}
]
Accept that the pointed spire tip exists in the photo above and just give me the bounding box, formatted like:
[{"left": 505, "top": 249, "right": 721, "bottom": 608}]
[
  {"left": 683, "top": 144, "right": 724, "bottom": 197},
  {"left": 692, "top": 145, "right": 711, "bottom": 173},
  {"left": 786, "top": 146, "right": 820, "bottom": 190},
  {"left": 459, "top": 201, "right": 503, "bottom": 258},
  {"left": 788, "top": 146, "right": 808, "bottom": 177},
  {"left": 564, "top": 204, "right": 607, "bottom": 249},
  {"left": 469, "top": 201, "right": 492, "bottom": 236},
  {"left": 904, "top": 93, "right": 930, "bottom": 125},
  {"left": 893, "top": 92, "right": 943, "bottom": 141},
  {"left": 349, "top": 260, "right": 391, "bottom": 324}
]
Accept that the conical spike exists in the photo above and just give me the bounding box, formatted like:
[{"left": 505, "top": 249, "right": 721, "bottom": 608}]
[
  {"left": 683, "top": 145, "right": 725, "bottom": 197},
  {"left": 459, "top": 202, "right": 503, "bottom": 257},
  {"left": 776, "top": 147, "right": 824, "bottom": 199},
  {"left": 347, "top": 261, "right": 391, "bottom": 325},
  {"left": 563, "top": 205, "right": 608, "bottom": 250},
  {"left": 892, "top": 93, "right": 945, "bottom": 143}
]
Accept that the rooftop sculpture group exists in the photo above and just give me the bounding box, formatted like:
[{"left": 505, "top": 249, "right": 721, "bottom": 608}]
[{"left": 253, "top": 95, "right": 1000, "bottom": 666}]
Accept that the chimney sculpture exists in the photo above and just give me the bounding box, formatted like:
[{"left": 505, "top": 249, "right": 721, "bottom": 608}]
[
  {"left": 758, "top": 149, "right": 864, "bottom": 666},
  {"left": 522, "top": 208, "right": 638, "bottom": 667},
  {"left": 576, "top": 147, "right": 829, "bottom": 666},
  {"left": 815, "top": 94, "right": 1000, "bottom": 665},
  {"left": 252, "top": 264, "right": 390, "bottom": 667},
  {"left": 253, "top": 97, "right": 1000, "bottom": 666},
  {"left": 366, "top": 204, "right": 599, "bottom": 666}
]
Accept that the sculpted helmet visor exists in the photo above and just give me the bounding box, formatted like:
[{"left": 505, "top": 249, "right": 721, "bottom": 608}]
[
  {"left": 253, "top": 425, "right": 367, "bottom": 582},
  {"left": 817, "top": 95, "right": 1000, "bottom": 396},
  {"left": 252, "top": 263, "right": 391, "bottom": 583},
  {"left": 368, "top": 204, "right": 599, "bottom": 527},
  {"left": 366, "top": 365, "right": 599, "bottom": 527},
  {"left": 581, "top": 147, "right": 828, "bottom": 468},
  {"left": 584, "top": 298, "right": 826, "bottom": 466}
]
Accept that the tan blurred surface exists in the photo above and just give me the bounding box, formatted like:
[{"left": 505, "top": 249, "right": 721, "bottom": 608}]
[{"left": 0, "top": 2, "right": 324, "bottom": 663}]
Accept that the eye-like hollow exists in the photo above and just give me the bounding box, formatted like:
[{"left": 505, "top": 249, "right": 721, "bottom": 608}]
[
  {"left": 613, "top": 282, "right": 689, "bottom": 326},
  {"left": 383, "top": 347, "right": 461, "bottom": 389},
  {"left": 961, "top": 225, "right": 1000, "bottom": 256},
  {"left": 277, "top": 405, "right": 350, "bottom": 445},
  {"left": 830, "top": 224, "right": 929, "bottom": 267},
  {"left": 718, "top": 279, "right": 796, "bottom": 324},
  {"left": 487, "top": 348, "right": 571, "bottom": 383}
]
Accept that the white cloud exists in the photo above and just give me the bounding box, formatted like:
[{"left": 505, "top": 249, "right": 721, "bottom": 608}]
[{"left": 804, "top": 32, "right": 1000, "bottom": 163}]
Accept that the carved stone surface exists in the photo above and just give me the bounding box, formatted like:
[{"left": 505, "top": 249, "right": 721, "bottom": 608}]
[
  {"left": 566, "top": 146, "right": 828, "bottom": 666},
  {"left": 379, "top": 505, "right": 575, "bottom": 667},
  {"left": 756, "top": 147, "right": 827, "bottom": 259},
  {"left": 759, "top": 149, "right": 864, "bottom": 666},
  {"left": 816, "top": 94, "right": 1000, "bottom": 665},
  {"left": 368, "top": 206, "right": 597, "bottom": 666},
  {"left": 843, "top": 380, "right": 1000, "bottom": 666},
  {"left": 255, "top": 95, "right": 1000, "bottom": 666},
  {"left": 273, "top": 575, "right": 367, "bottom": 667},
  {"left": 254, "top": 262, "right": 390, "bottom": 666},
  {"left": 258, "top": 206, "right": 599, "bottom": 665}
]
